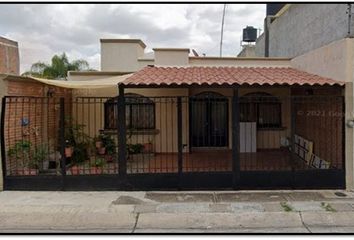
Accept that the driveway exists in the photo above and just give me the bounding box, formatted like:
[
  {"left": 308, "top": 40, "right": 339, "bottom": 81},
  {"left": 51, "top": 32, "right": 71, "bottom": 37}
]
[{"left": 1, "top": 190, "right": 354, "bottom": 233}]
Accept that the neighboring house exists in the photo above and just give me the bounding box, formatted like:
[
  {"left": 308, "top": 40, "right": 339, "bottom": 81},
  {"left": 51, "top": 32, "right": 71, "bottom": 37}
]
[
  {"left": 254, "top": 3, "right": 354, "bottom": 58},
  {"left": 0, "top": 37, "right": 19, "bottom": 75},
  {"left": 0, "top": 4, "right": 353, "bottom": 190}
]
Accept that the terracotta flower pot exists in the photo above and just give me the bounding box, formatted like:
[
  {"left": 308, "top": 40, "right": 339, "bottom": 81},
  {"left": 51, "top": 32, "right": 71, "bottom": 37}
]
[
  {"left": 95, "top": 141, "right": 103, "bottom": 149},
  {"left": 20, "top": 168, "right": 38, "bottom": 176},
  {"left": 143, "top": 143, "right": 153, "bottom": 153},
  {"left": 98, "top": 147, "right": 106, "bottom": 155},
  {"left": 90, "top": 167, "right": 103, "bottom": 174},
  {"left": 70, "top": 166, "right": 80, "bottom": 175},
  {"left": 105, "top": 155, "right": 114, "bottom": 162},
  {"left": 65, "top": 146, "right": 74, "bottom": 158}
]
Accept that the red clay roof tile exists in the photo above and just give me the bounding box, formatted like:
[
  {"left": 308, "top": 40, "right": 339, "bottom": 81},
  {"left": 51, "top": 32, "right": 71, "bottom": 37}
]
[{"left": 122, "top": 66, "right": 345, "bottom": 87}]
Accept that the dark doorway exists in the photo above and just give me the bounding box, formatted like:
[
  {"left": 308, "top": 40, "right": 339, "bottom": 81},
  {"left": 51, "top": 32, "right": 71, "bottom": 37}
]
[{"left": 190, "top": 92, "right": 228, "bottom": 147}]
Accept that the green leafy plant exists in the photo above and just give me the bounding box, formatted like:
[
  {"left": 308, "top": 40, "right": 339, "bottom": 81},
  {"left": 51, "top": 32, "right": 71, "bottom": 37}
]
[
  {"left": 8, "top": 140, "right": 32, "bottom": 165},
  {"left": 64, "top": 116, "right": 92, "bottom": 164},
  {"left": 321, "top": 202, "right": 336, "bottom": 212},
  {"left": 127, "top": 143, "right": 144, "bottom": 154},
  {"left": 22, "top": 53, "right": 95, "bottom": 80},
  {"left": 7, "top": 141, "right": 47, "bottom": 169},
  {"left": 94, "top": 133, "right": 116, "bottom": 155},
  {"left": 280, "top": 202, "right": 294, "bottom": 212},
  {"left": 31, "top": 144, "right": 48, "bottom": 169},
  {"left": 72, "top": 142, "right": 89, "bottom": 163},
  {"left": 91, "top": 158, "right": 105, "bottom": 168}
]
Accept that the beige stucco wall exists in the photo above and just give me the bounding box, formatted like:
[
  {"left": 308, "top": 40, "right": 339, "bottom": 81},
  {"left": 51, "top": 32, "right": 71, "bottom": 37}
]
[
  {"left": 72, "top": 88, "right": 189, "bottom": 154},
  {"left": 189, "top": 57, "right": 291, "bottom": 67},
  {"left": 138, "top": 59, "right": 154, "bottom": 69},
  {"left": 291, "top": 38, "right": 353, "bottom": 82},
  {"left": 98, "top": 39, "right": 291, "bottom": 71},
  {"left": 154, "top": 49, "right": 189, "bottom": 66},
  {"left": 101, "top": 41, "right": 145, "bottom": 72},
  {"left": 291, "top": 38, "right": 354, "bottom": 190},
  {"left": 72, "top": 87, "right": 291, "bottom": 154}
]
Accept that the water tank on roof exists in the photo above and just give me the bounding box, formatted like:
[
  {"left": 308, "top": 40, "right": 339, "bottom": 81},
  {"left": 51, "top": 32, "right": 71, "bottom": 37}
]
[{"left": 242, "top": 26, "right": 258, "bottom": 42}]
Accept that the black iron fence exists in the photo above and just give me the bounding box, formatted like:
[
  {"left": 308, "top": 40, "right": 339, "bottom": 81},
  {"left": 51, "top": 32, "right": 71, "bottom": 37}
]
[
  {"left": 0, "top": 93, "right": 346, "bottom": 190},
  {"left": 238, "top": 94, "right": 344, "bottom": 172},
  {"left": 2, "top": 97, "right": 62, "bottom": 177}
]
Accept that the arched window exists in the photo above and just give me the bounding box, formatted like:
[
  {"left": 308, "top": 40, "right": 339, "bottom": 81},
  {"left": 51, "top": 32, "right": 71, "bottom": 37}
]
[
  {"left": 240, "top": 92, "right": 281, "bottom": 129},
  {"left": 104, "top": 94, "right": 155, "bottom": 130}
]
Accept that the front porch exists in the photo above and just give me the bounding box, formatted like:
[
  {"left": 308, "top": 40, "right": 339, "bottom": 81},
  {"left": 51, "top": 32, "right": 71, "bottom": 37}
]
[
  {"left": 125, "top": 149, "right": 307, "bottom": 173},
  {"left": 64, "top": 149, "right": 298, "bottom": 175}
]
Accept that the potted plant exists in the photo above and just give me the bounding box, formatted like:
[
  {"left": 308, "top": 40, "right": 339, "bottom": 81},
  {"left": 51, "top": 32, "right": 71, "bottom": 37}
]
[
  {"left": 70, "top": 165, "right": 80, "bottom": 175},
  {"left": 94, "top": 134, "right": 106, "bottom": 155},
  {"left": 94, "top": 134, "right": 104, "bottom": 148},
  {"left": 95, "top": 133, "right": 116, "bottom": 156},
  {"left": 103, "top": 134, "right": 116, "bottom": 161},
  {"left": 7, "top": 140, "right": 33, "bottom": 175},
  {"left": 32, "top": 144, "right": 48, "bottom": 171},
  {"left": 65, "top": 140, "right": 74, "bottom": 158},
  {"left": 128, "top": 143, "right": 144, "bottom": 155},
  {"left": 97, "top": 146, "right": 106, "bottom": 155},
  {"left": 143, "top": 139, "right": 154, "bottom": 153},
  {"left": 25, "top": 158, "right": 39, "bottom": 176},
  {"left": 64, "top": 116, "right": 93, "bottom": 165},
  {"left": 90, "top": 158, "right": 105, "bottom": 174}
]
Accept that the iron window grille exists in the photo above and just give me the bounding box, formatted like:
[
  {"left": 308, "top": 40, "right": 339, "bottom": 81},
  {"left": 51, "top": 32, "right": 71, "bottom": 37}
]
[
  {"left": 104, "top": 94, "right": 155, "bottom": 130},
  {"left": 240, "top": 92, "right": 282, "bottom": 129}
]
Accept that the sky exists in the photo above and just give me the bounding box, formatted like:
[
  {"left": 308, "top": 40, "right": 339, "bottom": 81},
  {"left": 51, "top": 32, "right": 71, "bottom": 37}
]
[{"left": 0, "top": 4, "right": 266, "bottom": 73}]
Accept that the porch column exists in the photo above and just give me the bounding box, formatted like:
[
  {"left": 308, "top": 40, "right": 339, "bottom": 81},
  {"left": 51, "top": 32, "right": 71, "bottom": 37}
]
[
  {"left": 232, "top": 87, "right": 240, "bottom": 189},
  {"left": 290, "top": 95, "right": 296, "bottom": 187},
  {"left": 117, "top": 84, "right": 127, "bottom": 176}
]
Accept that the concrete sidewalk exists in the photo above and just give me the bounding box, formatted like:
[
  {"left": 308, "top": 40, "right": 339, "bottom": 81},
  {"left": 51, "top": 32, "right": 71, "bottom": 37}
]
[{"left": 1, "top": 190, "right": 354, "bottom": 233}]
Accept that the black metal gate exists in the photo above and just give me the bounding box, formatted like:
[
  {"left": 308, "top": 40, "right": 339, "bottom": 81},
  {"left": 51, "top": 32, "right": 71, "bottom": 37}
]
[
  {"left": 237, "top": 93, "right": 345, "bottom": 189},
  {"left": 0, "top": 90, "right": 345, "bottom": 190},
  {"left": 190, "top": 92, "right": 228, "bottom": 148}
]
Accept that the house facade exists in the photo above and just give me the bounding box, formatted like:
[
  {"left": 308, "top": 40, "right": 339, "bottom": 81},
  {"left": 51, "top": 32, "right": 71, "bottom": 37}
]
[
  {"left": 0, "top": 4, "right": 353, "bottom": 190},
  {"left": 0, "top": 36, "right": 349, "bottom": 190}
]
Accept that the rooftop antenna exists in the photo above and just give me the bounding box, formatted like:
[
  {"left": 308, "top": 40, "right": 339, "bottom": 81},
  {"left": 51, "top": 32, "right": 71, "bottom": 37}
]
[{"left": 219, "top": 4, "right": 227, "bottom": 57}]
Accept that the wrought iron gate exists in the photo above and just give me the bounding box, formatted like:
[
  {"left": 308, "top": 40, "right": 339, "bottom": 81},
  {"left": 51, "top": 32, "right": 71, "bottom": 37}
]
[{"left": 0, "top": 92, "right": 345, "bottom": 190}]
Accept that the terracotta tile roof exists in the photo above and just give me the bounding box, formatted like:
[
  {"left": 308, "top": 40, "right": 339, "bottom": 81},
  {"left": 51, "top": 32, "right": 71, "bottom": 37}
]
[{"left": 121, "top": 66, "right": 344, "bottom": 87}]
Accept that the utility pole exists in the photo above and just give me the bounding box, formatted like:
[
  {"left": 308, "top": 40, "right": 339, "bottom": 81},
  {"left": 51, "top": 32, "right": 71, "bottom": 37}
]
[{"left": 219, "top": 4, "right": 227, "bottom": 57}]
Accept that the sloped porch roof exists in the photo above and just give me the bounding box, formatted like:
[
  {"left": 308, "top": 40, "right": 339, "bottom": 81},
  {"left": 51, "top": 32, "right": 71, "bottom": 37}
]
[{"left": 121, "top": 66, "right": 345, "bottom": 87}]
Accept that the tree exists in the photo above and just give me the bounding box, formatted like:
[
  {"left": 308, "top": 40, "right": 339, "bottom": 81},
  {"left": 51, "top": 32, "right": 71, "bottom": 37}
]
[{"left": 22, "top": 53, "right": 95, "bottom": 80}]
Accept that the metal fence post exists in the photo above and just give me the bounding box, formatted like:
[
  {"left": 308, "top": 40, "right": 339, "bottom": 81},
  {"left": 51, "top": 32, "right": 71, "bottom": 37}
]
[
  {"left": 118, "top": 84, "right": 127, "bottom": 176},
  {"left": 232, "top": 88, "right": 240, "bottom": 189},
  {"left": 290, "top": 96, "right": 296, "bottom": 188},
  {"left": 177, "top": 97, "right": 183, "bottom": 189},
  {"left": 1, "top": 97, "right": 7, "bottom": 186},
  {"left": 59, "top": 97, "right": 66, "bottom": 177}
]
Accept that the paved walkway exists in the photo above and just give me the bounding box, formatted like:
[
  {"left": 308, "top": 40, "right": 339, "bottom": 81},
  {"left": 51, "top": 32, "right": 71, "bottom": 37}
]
[{"left": 1, "top": 190, "right": 354, "bottom": 233}]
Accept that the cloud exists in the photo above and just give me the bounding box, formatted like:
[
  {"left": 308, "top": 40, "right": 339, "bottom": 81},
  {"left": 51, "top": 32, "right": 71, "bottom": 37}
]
[{"left": 0, "top": 4, "right": 265, "bottom": 73}]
